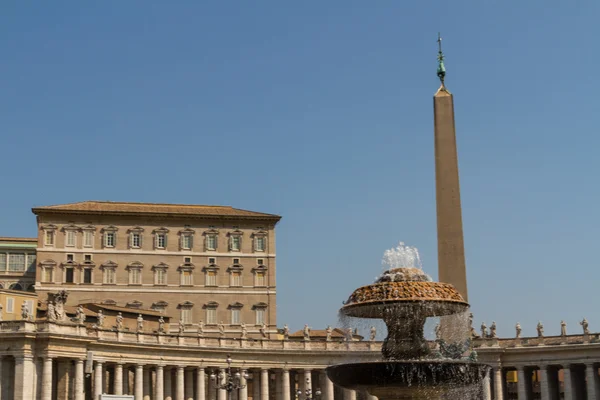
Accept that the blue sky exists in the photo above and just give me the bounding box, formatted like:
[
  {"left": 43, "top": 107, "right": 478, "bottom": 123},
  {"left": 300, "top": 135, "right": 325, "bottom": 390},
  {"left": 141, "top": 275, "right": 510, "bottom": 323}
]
[{"left": 2, "top": 2, "right": 599, "bottom": 338}]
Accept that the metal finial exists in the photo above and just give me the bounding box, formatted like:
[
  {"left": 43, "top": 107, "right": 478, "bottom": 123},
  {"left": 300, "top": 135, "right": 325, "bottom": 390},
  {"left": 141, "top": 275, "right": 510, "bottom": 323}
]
[{"left": 437, "top": 32, "right": 446, "bottom": 85}]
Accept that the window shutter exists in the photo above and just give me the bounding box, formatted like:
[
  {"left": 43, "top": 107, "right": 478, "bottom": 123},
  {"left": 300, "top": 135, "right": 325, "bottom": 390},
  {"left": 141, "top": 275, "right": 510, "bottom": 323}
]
[{"left": 189, "top": 235, "right": 194, "bottom": 249}]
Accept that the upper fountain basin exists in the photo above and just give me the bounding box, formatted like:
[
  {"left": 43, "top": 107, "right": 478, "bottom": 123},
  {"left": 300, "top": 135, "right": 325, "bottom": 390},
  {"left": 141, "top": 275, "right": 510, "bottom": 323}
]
[{"left": 342, "top": 269, "right": 468, "bottom": 318}]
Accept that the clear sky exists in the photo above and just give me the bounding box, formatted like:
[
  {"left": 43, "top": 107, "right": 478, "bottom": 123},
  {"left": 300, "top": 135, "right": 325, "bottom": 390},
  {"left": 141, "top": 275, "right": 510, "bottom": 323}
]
[{"left": 2, "top": 2, "right": 598, "bottom": 338}]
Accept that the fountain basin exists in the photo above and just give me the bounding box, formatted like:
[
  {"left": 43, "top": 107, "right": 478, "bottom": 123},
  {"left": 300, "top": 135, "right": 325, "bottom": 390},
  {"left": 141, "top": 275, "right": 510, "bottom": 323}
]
[{"left": 327, "top": 361, "right": 490, "bottom": 400}]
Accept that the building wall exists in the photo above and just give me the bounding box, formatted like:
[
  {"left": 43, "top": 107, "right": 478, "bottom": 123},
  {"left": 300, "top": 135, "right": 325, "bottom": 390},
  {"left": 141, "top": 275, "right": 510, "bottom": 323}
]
[
  {"left": 34, "top": 213, "right": 278, "bottom": 336},
  {"left": 0, "top": 238, "right": 37, "bottom": 291},
  {"left": 0, "top": 289, "right": 38, "bottom": 320}
]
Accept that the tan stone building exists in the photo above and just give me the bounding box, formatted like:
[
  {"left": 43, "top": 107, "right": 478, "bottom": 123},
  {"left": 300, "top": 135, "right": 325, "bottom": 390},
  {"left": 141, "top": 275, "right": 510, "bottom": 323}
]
[
  {"left": 0, "top": 237, "right": 37, "bottom": 291},
  {"left": 32, "top": 201, "right": 280, "bottom": 337}
]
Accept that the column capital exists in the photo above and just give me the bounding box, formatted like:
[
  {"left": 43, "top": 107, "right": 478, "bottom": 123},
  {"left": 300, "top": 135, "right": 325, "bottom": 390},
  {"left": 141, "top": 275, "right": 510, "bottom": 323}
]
[{"left": 585, "top": 361, "right": 597, "bottom": 367}]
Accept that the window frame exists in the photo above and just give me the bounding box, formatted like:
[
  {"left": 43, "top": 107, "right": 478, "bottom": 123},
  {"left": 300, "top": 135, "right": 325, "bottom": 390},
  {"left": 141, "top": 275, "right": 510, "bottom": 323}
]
[
  {"left": 42, "top": 224, "right": 58, "bottom": 247},
  {"left": 252, "top": 230, "right": 268, "bottom": 253},
  {"left": 152, "top": 263, "right": 169, "bottom": 286},
  {"left": 203, "top": 265, "right": 218, "bottom": 287},
  {"left": 82, "top": 226, "right": 96, "bottom": 248},
  {"left": 204, "top": 301, "right": 219, "bottom": 325},
  {"left": 253, "top": 302, "right": 268, "bottom": 325},
  {"left": 102, "top": 226, "right": 118, "bottom": 248},
  {"left": 127, "top": 262, "right": 144, "bottom": 285},
  {"left": 204, "top": 229, "right": 219, "bottom": 251},
  {"left": 229, "top": 230, "right": 243, "bottom": 252},
  {"left": 153, "top": 227, "right": 170, "bottom": 250}
]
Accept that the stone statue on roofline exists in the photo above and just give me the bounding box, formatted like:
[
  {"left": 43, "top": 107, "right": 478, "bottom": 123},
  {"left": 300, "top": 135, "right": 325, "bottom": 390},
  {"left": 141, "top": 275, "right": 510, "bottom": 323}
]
[
  {"left": 370, "top": 326, "right": 376, "bottom": 341},
  {"left": 561, "top": 320, "right": 567, "bottom": 337},
  {"left": 581, "top": 318, "right": 590, "bottom": 335},
  {"left": 283, "top": 324, "right": 290, "bottom": 340},
  {"left": 178, "top": 319, "right": 185, "bottom": 335},
  {"left": 0, "top": 304, "right": 3, "bottom": 322},
  {"left": 241, "top": 323, "right": 247, "bottom": 339},
  {"left": 480, "top": 322, "right": 487, "bottom": 339},
  {"left": 537, "top": 321, "right": 544, "bottom": 338},
  {"left": 303, "top": 324, "right": 311, "bottom": 341},
  {"left": 218, "top": 321, "right": 225, "bottom": 336},
  {"left": 116, "top": 312, "right": 123, "bottom": 331},
  {"left": 46, "top": 302, "right": 56, "bottom": 322},
  {"left": 137, "top": 314, "right": 144, "bottom": 332},
  {"left": 21, "top": 303, "right": 31, "bottom": 321},
  {"left": 53, "top": 291, "right": 69, "bottom": 322},
  {"left": 158, "top": 316, "right": 165, "bottom": 333},
  {"left": 260, "top": 322, "right": 268, "bottom": 338},
  {"left": 325, "top": 326, "right": 332, "bottom": 342},
  {"left": 72, "top": 305, "right": 86, "bottom": 324},
  {"left": 515, "top": 322, "right": 522, "bottom": 338},
  {"left": 345, "top": 328, "right": 353, "bottom": 342},
  {"left": 96, "top": 310, "right": 105, "bottom": 328},
  {"left": 489, "top": 321, "right": 497, "bottom": 338},
  {"left": 197, "top": 320, "right": 204, "bottom": 336}
]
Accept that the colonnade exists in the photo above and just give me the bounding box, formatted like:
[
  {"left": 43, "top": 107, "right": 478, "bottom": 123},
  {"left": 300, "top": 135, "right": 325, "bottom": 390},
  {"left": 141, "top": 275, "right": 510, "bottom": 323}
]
[
  {"left": 484, "top": 362, "right": 599, "bottom": 400},
  {"left": 27, "top": 358, "right": 361, "bottom": 400}
]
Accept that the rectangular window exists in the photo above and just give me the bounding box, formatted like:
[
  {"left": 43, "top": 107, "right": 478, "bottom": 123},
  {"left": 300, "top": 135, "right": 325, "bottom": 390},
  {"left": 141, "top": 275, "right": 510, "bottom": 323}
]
[
  {"left": 131, "top": 233, "right": 141, "bottom": 248},
  {"left": 231, "top": 271, "right": 241, "bottom": 287},
  {"left": 65, "top": 267, "right": 74, "bottom": 283},
  {"left": 104, "top": 232, "right": 115, "bottom": 247},
  {"left": 155, "top": 269, "right": 166, "bottom": 285},
  {"left": 255, "top": 236, "right": 266, "bottom": 252},
  {"left": 67, "top": 254, "right": 74, "bottom": 262},
  {"left": 27, "top": 254, "right": 37, "bottom": 272},
  {"left": 43, "top": 268, "right": 53, "bottom": 283},
  {"left": 181, "top": 308, "right": 192, "bottom": 324},
  {"left": 230, "top": 236, "right": 241, "bottom": 251},
  {"left": 66, "top": 230, "right": 76, "bottom": 247},
  {"left": 156, "top": 233, "right": 166, "bottom": 249},
  {"left": 205, "top": 271, "right": 217, "bottom": 286},
  {"left": 84, "top": 254, "right": 92, "bottom": 263},
  {"left": 83, "top": 268, "right": 92, "bottom": 284},
  {"left": 7, "top": 297, "right": 14, "bottom": 313},
  {"left": 184, "top": 257, "right": 192, "bottom": 264},
  {"left": 208, "top": 257, "right": 216, "bottom": 265},
  {"left": 255, "top": 309, "right": 265, "bottom": 325},
  {"left": 255, "top": 272, "right": 266, "bottom": 287},
  {"left": 181, "top": 270, "right": 192, "bottom": 286},
  {"left": 206, "top": 235, "right": 217, "bottom": 251},
  {"left": 231, "top": 309, "right": 240, "bottom": 325},
  {"left": 8, "top": 253, "right": 26, "bottom": 272},
  {"left": 45, "top": 231, "right": 55, "bottom": 246},
  {"left": 0, "top": 254, "right": 6, "bottom": 271},
  {"left": 104, "top": 268, "right": 116, "bottom": 284},
  {"left": 83, "top": 231, "right": 94, "bottom": 248},
  {"left": 181, "top": 235, "right": 193, "bottom": 250},
  {"left": 206, "top": 308, "right": 217, "bottom": 324},
  {"left": 130, "top": 269, "right": 141, "bottom": 285},
  {"left": 233, "top": 258, "right": 240, "bottom": 265},
  {"left": 257, "top": 258, "right": 264, "bottom": 265}
]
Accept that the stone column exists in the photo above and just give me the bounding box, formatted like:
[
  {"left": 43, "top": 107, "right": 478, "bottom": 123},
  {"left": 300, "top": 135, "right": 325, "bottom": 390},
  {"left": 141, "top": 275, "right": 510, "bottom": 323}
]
[
  {"left": 156, "top": 366, "right": 164, "bottom": 400},
  {"left": 239, "top": 370, "right": 248, "bottom": 400},
  {"left": 75, "top": 359, "right": 85, "bottom": 400},
  {"left": 94, "top": 362, "right": 104, "bottom": 400},
  {"left": 114, "top": 363, "right": 124, "bottom": 396},
  {"left": 218, "top": 369, "right": 227, "bottom": 400},
  {"left": 260, "top": 369, "right": 270, "bottom": 400},
  {"left": 281, "top": 370, "right": 291, "bottom": 400},
  {"left": 482, "top": 372, "right": 491, "bottom": 400},
  {"left": 252, "top": 370, "right": 260, "bottom": 400},
  {"left": 41, "top": 358, "right": 53, "bottom": 400},
  {"left": 320, "top": 371, "right": 334, "bottom": 400},
  {"left": 165, "top": 368, "right": 173, "bottom": 400},
  {"left": 144, "top": 367, "right": 151, "bottom": 400},
  {"left": 563, "top": 365, "right": 573, "bottom": 400},
  {"left": 342, "top": 389, "right": 356, "bottom": 400},
  {"left": 516, "top": 367, "right": 527, "bottom": 400},
  {"left": 135, "top": 365, "right": 144, "bottom": 400},
  {"left": 185, "top": 370, "right": 194, "bottom": 400},
  {"left": 177, "top": 366, "right": 185, "bottom": 400},
  {"left": 14, "top": 355, "right": 35, "bottom": 400},
  {"left": 492, "top": 368, "right": 504, "bottom": 400},
  {"left": 303, "top": 370, "right": 312, "bottom": 397},
  {"left": 196, "top": 368, "right": 206, "bottom": 400},
  {"left": 539, "top": 365, "right": 550, "bottom": 400},
  {"left": 124, "top": 367, "right": 130, "bottom": 396},
  {"left": 586, "top": 363, "right": 598, "bottom": 400}
]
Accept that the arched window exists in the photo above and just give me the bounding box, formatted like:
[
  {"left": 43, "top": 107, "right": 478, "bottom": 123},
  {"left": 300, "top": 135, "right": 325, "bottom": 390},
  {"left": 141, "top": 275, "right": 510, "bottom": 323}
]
[{"left": 9, "top": 283, "right": 23, "bottom": 291}]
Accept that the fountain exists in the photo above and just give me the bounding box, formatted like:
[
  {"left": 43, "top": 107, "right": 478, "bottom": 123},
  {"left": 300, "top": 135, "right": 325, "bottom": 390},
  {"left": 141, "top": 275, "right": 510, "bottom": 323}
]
[{"left": 326, "top": 243, "right": 490, "bottom": 399}]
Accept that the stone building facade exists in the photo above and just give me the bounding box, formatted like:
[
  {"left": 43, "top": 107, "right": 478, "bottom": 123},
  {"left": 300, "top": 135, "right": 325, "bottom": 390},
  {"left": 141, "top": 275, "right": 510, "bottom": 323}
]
[
  {"left": 0, "top": 237, "right": 37, "bottom": 291},
  {"left": 32, "top": 201, "right": 280, "bottom": 338}
]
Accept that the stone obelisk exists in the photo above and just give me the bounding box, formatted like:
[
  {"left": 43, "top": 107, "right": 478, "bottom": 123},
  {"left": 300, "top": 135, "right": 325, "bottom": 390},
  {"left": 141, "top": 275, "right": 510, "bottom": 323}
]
[{"left": 433, "top": 34, "right": 468, "bottom": 302}]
